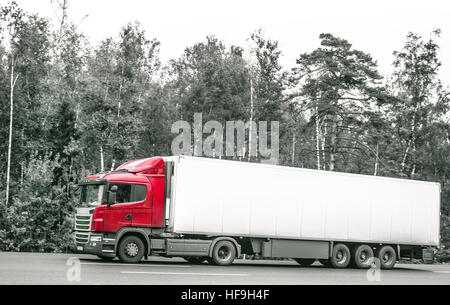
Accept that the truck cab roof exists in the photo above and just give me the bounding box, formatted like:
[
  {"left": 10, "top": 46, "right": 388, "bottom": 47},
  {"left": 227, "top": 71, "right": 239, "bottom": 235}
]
[{"left": 82, "top": 157, "right": 165, "bottom": 184}]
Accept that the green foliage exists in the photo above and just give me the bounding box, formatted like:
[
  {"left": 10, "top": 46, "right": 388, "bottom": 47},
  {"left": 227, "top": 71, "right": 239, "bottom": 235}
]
[
  {"left": 289, "top": 33, "right": 385, "bottom": 172},
  {"left": 169, "top": 35, "right": 250, "bottom": 123},
  {"left": 388, "top": 30, "right": 448, "bottom": 179},
  {"left": 436, "top": 215, "right": 450, "bottom": 263},
  {"left": 0, "top": 155, "right": 76, "bottom": 252},
  {"left": 250, "top": 29, "right": 286, "bottom": 122}
]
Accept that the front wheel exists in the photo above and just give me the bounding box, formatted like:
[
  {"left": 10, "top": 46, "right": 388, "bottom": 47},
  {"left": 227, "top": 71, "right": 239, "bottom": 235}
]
[
  {"left": 211, "top": 240, "right": 236, "bottom": 266},
  {"left": 117, "top": 235, "right": 145, "bottom": 264}
]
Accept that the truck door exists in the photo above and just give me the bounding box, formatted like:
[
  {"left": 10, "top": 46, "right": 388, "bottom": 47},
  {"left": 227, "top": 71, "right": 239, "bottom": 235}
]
[
  {"left": 131, "top": 184, "right": 151, "bottom": 227},
  {"left": 103, "top": 183, "right": 134, "bottom": 232}
]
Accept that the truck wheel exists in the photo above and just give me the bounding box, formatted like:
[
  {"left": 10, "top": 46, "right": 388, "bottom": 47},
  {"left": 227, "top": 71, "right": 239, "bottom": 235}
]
[
  {"left": 352, "top": 245, "right": 374, "bottom": 269},
  {"left": 331, "top": 243, "right": 351, "bottom": 268},
  {"left": 294, "top": 259, "right": 316, "bottom": 266},
  {"left": 97, "top": 255, "right": 115, "bottom": 261},
  {"left": 117, "top": 235, "right": 145, "bottom": 264},
  {"left": 211, "top": 240, "right": 236, "bottom": 266},
  {"left": 183, "top": 256, "right": 207, "bottom": 264},
  {"left": 377, "top": 245, "right": 397, "bottom": 269}
]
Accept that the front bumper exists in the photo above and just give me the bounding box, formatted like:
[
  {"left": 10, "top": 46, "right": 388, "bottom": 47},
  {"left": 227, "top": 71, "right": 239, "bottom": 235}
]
[{"left": 75, "top": 233, "right": 116, "bottom": 258}]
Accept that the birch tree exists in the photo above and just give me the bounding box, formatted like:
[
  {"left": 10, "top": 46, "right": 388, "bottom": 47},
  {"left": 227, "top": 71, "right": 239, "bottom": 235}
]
[
  {"left": 289, "top": 33, "right": 384, "bottom": 172},
  {"left": 1, "top": 2, "right": 24, "bottom": 206},
  {"left": 390, "top": 30, "right": 445, "bottom": 178}
]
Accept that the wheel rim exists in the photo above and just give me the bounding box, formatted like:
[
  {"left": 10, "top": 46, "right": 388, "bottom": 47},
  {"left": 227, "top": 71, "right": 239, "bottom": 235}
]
[
  {"left": 382, "top": 251, "right": 393, "bottom": 265},
  {"left": 125, "top": 242, "right": 139, "bottom": 257},
  {"left": 359, "top": 250, "right": 369, "bottom": 263},
  {"left": 218, "top": 246, "right": 231, "bottom": 260},
  {"left": 335, "top": 249, "right": 348, "bottom": 264}
]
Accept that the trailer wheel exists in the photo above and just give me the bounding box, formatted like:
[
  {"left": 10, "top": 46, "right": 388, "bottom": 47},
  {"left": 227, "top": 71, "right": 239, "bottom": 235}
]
[
  {"left": 352, "top": 245, "right": 374, "bottom": 269},
  {"left": 377, "top": 245, "right": 397, "bottom": 269},
  {"left": 211, "top": 240, "right": 236, "bottom": 266},
  {"left": 294, "top": 259, "right": 316, "bottom": 266},
  {"left": 117, "top": 235, "right": 145, "bottom": 264},
  {"left": 331, "top": 243, "right": 351, "bottom": 268},
  {"left": 183, "top": 256, "right": 207, "bottom": 264}
]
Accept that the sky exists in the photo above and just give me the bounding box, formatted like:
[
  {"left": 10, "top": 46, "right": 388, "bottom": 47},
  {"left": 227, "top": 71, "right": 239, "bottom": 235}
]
[{"left": 7, "top": 0, "right": 450, "bottom": 86}]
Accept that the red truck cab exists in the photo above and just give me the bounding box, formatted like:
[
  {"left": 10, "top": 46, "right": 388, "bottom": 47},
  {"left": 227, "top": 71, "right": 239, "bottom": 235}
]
[{"left": 74, "top": 157, "right": 167, "bottom": 261}]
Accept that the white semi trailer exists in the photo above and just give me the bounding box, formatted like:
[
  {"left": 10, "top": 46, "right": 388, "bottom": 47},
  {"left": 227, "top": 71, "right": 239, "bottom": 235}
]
[{"left": 162, "top": 156, "right": 440, "bottom": 269}]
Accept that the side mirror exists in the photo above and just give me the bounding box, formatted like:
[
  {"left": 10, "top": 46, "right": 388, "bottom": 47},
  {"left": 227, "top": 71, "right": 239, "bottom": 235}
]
[{"left": 107, "top": 185, "right": 118, "bottom": 206}]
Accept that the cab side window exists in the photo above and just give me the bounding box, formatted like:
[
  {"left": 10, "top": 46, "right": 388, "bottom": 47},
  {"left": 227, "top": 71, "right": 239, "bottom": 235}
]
[
  {"left": 108, "top": 183, "right": 147, "bottom": 203},
  {"left": 132, "top": 184, "right": 147, "bottom": 202},
  {"left": 109, "top": 183, "right": 132, "bottom": 203}
]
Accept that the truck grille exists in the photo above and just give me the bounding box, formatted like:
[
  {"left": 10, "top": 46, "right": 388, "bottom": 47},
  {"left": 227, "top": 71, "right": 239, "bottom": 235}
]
[{"left": 75, "top": 208, "right": 94, "bottom": 244}]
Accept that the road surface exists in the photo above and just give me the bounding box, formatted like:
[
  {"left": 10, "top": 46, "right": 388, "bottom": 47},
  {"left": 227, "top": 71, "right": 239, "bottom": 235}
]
[{"left": 0, "top": 252, "right": 449, "bottom": 285}]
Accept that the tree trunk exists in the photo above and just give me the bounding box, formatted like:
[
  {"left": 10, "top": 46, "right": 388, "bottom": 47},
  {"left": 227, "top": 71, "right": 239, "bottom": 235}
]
[
  {"left": 315, "top": 103, "right": 321, "bottom": 170},
  {"left": 6, "top": 54, "right": 18, "bottom": 206},
  {"left": 321, "top": 120, "right": 327, "bottom": 170},
  {"left": 100, "top": 145, "right": 104, "bottom": 172},
  {"left": 248, "top": 78, "right": 254, "bottom": 162},
  {"left": 329, "top": 116, "right": 337, "bottom": 172},
  {"left": 401, "top": 104, "right": 418, "bottom": 174},
  {"left": 374, "top": 143, "right": 379, "bottom": 176},
  {"left": 59, "top": 0, "right": 68, "bottom": 36},
  {"left": 291, "top": 133, "right": 296, "bottom": 166},
  {"left": 410, "top": 142, "right": 416, "bottom": 178}
]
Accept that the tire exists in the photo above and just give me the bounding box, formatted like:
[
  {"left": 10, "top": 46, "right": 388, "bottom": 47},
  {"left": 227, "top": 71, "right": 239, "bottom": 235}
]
[
  {"left": 330, "top": 243, "right": 351, "bottom": 268},
  {"left": 319, "top": 259, "right": 331, "bottom": 267},
  {"left": 97, "top": 255, "right": 115, "bottom": 261},
  {"left": 377, "top": 245, "right": 397, "bottom": 269},
  {"left": 211, "top": 240, "right": 236, "bottom": 266},
  {"left": 352, "top": 245, "right": 374, "bottom": 269},
  {"left": 183, "top": 256, "right": 207, "bottom": 264},
  {"left": 295, "top": 258, "right": 316, "bottom": 266},
  {"left": 117, "top": 235, "right": 145, "bottom": 264}
]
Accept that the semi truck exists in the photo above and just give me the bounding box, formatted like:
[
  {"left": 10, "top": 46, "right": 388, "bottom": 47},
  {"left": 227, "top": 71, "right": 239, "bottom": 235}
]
[{"left": 74, "top": 156, "right": 440, "bottom": 269}]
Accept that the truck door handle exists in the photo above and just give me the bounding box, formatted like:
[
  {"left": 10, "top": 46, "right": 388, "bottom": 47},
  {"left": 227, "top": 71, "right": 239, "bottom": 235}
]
[{"left": 125, "top": 214, "right": 132, "bottom": 220}]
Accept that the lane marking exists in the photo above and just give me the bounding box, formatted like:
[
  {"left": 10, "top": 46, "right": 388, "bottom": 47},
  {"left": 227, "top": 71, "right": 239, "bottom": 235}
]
[
  {"left": 433, "top": 271, "right": 450, "bottom": 274},
  {"left": 120, "top": 271, "right": 248, "bottom": 276},
  {"left": 81, "top": 262, "right": 191, "bottom": 268}
]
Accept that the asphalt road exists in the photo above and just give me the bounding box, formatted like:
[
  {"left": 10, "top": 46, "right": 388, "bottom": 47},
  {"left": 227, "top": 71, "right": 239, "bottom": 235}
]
[{"left": 0, "top": 252, "right": 450, "bottom": 285}]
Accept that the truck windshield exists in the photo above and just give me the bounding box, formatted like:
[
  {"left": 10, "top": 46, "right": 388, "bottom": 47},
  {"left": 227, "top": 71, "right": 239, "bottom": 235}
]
[{"left": 80, "top": 185, "right": 106, "bottom": 206}]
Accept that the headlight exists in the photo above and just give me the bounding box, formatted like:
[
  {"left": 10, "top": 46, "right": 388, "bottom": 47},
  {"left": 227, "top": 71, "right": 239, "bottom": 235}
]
[{"left": 90, "top": 236, "right": 102, "bottom": 242}]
